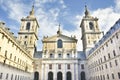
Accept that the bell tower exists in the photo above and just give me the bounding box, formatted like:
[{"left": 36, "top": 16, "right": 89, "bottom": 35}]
[
  {"left": 18, "top": 5, "right": 39, "bottom": 57},
  {"left": 80, "top": 6, "right": 103, "bottom": 57}
]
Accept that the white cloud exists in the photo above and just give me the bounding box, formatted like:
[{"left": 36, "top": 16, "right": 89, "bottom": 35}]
[
  {"left": 1, "top": 0, "right": 120, "bottom": 51},
  {"left": 73, "top": 0, "right": 120, "bottom": 51}
]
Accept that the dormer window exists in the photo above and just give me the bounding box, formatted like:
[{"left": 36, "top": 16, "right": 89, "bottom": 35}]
[
  {"left": 26, "top": 22, "right": 30, "bottom": 30},
  {"left": 57, "top": 39, "right": 63, "bottom": 48},
  {"left": 89, "top": 22, "right": 94, "bottom": 30}
]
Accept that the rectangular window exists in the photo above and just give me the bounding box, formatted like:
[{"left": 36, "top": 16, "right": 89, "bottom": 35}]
[
  {"left": 110, "top": 39, "right": 113, "bottom": 43},
  {"left": 0, "top": 47, "right": 1, "bottom": 52},
  {"left": 58, "top": 54, "right": 62, "bottom": 58},
  {"left": 105, "top": 64, "right": 107, "bottom": 69},
  {"left": 109, "top": 62, "right": 112, "bottom": 68},
  {"left": 116, "top": 33, "right": 118, "bottom": 39},
  {"left": 104, "top": 56, "right": 106, "bottom": 61},
  {"left": 108, "top": 53, "right": 111, "bottom": 59},
  {"left": 58, "top": 64, "right": 61, "bottom": 69},
  {"left": 118, "top": 72, "right": 120, "bottom": 79},
  {"left": 115, "top": 60, "right": 118, "bottom": 66},
  {"left": 113, "top": 50, "right": 116, "bottom": 57},
  {"left": 112, "top": 74, "right": 115, "bottom": 79},
  {"left": 49, "top": 64, "right": 52, "bottom": 69},
  {"left": 67, "top": 64, "right": 70, "bottom": 69},
  {"left": 106, "top": 43, "right": 108, "bottom": 47},
  {"left": 6, "top": 73, "right": 8, "bottom": 79},
  {"left": 81, "top": 64, "right": 84, "bottom": 69},
  {"left": 11, "top": 74, "right": 13, "bottom": 80},
  {"left": 107, "top": 74, "right": 109, "bottom": 79},
  {"left": 0, "top": 73, "right": 3, "bottom": 79}
]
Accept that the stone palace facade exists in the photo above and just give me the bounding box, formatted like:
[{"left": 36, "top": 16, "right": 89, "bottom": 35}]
[{"left": 0, "top": 5, "right": 120, "bottom": 80}]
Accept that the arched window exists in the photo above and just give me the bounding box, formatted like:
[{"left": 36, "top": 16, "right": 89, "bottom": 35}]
[
  {"left": 66, "top": 72, "right": 72, "bottom": 80},
  {"left": 50, "top": 54, "right": 54, "bottom": 58},
  {"left": 34, "top": 72, "right": 39, "bottom": 80},
  {"left": 26, "top": 22, "right": 30, "bottom": 30},
  {"left": 57, "top": 39, "right": 63, "bottom": 48},
  {"left": 57, "top": 72, "right": 62, "bottom": 80},
  {"left": 81, "top": 71, "right": 86, "bottom": 80},
  {"left": 48, "top": 72, "right": 53, "bottom": 80},
  {"left": 89, "top": 22, "right": 94, "bottom": 30}
]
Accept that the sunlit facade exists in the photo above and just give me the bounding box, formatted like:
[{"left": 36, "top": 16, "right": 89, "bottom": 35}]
[{"left": 0, "top": 5, "right": 120, "bottom": 80}]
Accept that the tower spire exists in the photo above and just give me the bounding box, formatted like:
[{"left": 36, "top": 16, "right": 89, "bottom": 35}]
[
  {"left": 30, "top": 4, "right": 34, "bottom": 15},
  {"left": 57, "top": 23, "right": 62, "bottom": 34},
  {"left": 85, "top": 5, "right": 90, "bottom": 17}
]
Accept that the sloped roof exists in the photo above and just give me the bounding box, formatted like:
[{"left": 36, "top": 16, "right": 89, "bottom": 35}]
[{"left": 42, "top": 34, "right": 77, "bottom": 42}]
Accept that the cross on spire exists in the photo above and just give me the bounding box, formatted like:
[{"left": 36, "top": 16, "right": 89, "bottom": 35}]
[
  {"left": 57, "top": 23, "right": 62, "bottom": 34},
  {"left": 85, "top": 5, "right": 90, "bottom": 17}
]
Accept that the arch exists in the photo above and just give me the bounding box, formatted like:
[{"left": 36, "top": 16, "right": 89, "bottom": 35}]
[
  {"left": 57, "top": 39, "right": 63, "bottom": 48},
  {"left": 66, "top": 71, "right": 72, "bottom": 80},
  {"left": 48, "top": 72, "right": 53, "bottom": 80},
  {"left": 57, "top": 72, "right": 62, "bottom": 80},
  {"left": 34, "top": 72, "right": 39, "bottom": 80},
  {"left": 81, "top": 71, "right": 86, "bottom": 80},
  {"left": 89, "top": 22, "right": 94, "bottom": 30},
  {"left": 26, "top": 22, "right": 30, "bottom": 30}
]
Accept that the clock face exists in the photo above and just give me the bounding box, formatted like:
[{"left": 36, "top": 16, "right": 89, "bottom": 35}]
[{"left": 89, "top": 22, "right": 94, "bottom": 30}]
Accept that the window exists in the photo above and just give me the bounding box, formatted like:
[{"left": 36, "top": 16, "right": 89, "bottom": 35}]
[
  {"left": 106, "top": 43, "right": 108, "bottom": 47},
  {"left": 50, "top": 54, "right": 54, "bottom": 58},
  {"left": 58, "top": 53, "right": 62, "bottom": 58},
  {"left": 81, "top": 64, "right": 84, "bottom": 69},
  {"left": 24, "top": 41, "right": 27, "bottom": 45},
  {"left": 89, "top": 22, "right": 94, "bottom": 30},
  {"left": 115, "top": 60, "right": 118, "bottom": 66},
  {"left": 49, "top": 64, "right": 52, "bottom": 69},
  {"left": 11, "top": 74, "right": 13, "bottom": 80},
  {"left": 116, "top": 33, "right": 118, "bottom": 39},
  {"left": 104, "top": 56, "right": 106, "bottom": 61},
  {"left": 67, "top": 64, "right": 70, "bottom": 69},
  {"left": 57, "top": 39, "right": 63, "bottom": 48},
  {"left": 0, "top": 47, "right": 1, "bottom": 52},
  {"left": 105, "top": 64, "right": 107, "bottom": 69},
  {"left": 0, "top": 73, "right": 3, "bottom": 79},
  {"left": 25, "top": 36, "right": 27, "bottom": 38},
  {"left": 10, "top": 54, "right": 12, "bottom": 59},
  {"left": 109, "top": 62, "right": 112, "bottom": 68},
  {"left": 26, "top": 22, "right": 30, "bottom": 30},
  {"left": 108, "top": 53, "right": 111, "bottom": 59},
  {"left": 110, "top": 39, "right": 113, "bottom": 43},
  {"left": 14, "top": 56, "right": 16, "bottom": 61},
  {"left": 107, "top": 74, "right": 109, "bottom": 79},
  {"left": 112, "top": 73, "right": 115, "bottom": 79},
  {"left": 118, "top": 72, "right": 120, "bottom": 79},
  {"left": 58, "top": 64, "right": 61, "bottom": 69},
  {"left": 67, "top": 53, "right": 70, "bottom": 58},
  {"left": 6, "top": 73, "right": 8, "bottom": 79},
  {"left": 5, "top": 51, "right": 7, "bottom": 58},
  {"left": 113, "top": 50, "right": 116, "bottom": 57}
]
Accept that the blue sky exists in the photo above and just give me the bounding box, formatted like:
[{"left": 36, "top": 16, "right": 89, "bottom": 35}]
[{"left": 0, "top": 0, "right": 120, "bottom": 51}]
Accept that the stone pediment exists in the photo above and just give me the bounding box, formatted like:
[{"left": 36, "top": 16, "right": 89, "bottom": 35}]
[{"left": 42, "top": 34, "right": 77, "bottom": 42}]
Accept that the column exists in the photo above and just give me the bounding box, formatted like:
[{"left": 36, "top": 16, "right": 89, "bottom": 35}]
[
  {"left": 75, "top": 63, "right": 78, "bottom": 80},
  {"left": 63, "top": 63, "right": 66, "bottom": 80},
  {"left": 54, "top": 63, "right": 57, "bottom": 80},
  {"left": 41, "top": 64, "right": 45, "bottom": 80}
]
